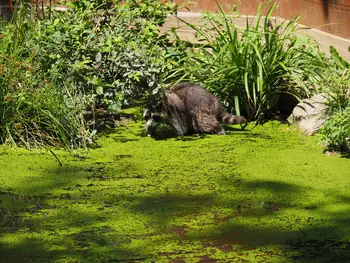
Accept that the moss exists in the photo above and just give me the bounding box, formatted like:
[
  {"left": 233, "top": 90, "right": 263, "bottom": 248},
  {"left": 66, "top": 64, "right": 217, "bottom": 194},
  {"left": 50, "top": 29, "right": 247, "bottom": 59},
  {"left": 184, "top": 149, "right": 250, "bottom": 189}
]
[{"left": 0, "top": 118, "right": 350, "bottom": 262}]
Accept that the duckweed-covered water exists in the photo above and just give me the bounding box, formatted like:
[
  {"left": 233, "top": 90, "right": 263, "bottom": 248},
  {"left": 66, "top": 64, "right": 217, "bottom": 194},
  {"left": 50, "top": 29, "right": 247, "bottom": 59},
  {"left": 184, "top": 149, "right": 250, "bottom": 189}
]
[{"left": 1, "top": 117, "right": 349, "bottom": 262}]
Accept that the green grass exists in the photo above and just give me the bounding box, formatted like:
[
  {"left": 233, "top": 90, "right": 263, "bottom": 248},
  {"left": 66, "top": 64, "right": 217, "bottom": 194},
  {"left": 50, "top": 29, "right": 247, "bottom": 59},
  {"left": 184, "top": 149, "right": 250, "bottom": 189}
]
[{"left": 0, "top": 114, "right": 350, "bottom": 262}]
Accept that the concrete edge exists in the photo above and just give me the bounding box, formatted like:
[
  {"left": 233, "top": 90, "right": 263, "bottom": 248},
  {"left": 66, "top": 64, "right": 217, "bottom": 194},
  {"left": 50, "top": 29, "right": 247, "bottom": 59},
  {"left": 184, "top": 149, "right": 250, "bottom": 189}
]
[{"left": 169, "top": 12, "right": 350, "bottom": 60}]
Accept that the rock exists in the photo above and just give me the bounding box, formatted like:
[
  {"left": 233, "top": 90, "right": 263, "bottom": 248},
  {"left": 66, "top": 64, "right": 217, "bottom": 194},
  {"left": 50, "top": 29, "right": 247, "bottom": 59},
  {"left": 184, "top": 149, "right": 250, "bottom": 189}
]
[
  {"left": 287, "top": 93, "right": 328, "bottom": 136},
  {"left": 345, "top": 137, "right": 350, "bottom": 152}
]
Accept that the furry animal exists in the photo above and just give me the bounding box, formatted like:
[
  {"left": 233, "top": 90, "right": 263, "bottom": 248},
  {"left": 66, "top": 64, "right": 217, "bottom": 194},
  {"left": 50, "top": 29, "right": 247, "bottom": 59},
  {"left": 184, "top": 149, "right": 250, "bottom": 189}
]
[{"left": 143, "top": 82, "right": 247, "bottom": 137}]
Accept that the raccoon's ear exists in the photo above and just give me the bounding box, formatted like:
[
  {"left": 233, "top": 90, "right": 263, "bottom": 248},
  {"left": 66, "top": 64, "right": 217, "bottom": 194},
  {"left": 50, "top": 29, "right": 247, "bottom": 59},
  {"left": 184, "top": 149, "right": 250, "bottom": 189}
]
[{"left": 154, "top": 101, "right": 165, "bottom": 111}]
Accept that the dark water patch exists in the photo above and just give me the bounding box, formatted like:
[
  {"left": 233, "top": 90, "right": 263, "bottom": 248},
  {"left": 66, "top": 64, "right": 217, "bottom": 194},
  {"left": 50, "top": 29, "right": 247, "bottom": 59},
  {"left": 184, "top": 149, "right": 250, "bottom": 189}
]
[
  {"left": 197, "top": 255, "right": 217, "bottom": 263},
  {"left": 287, "top": 238, "right": 350, "bottom": 262},
  {"left": 244, "top": 132, "right": 273, "bottom": 140},
  {"left": 162, "top": 226, "right": 188, "bottom": 237},
  {"left": 203, "top": 241, "right": 234, "bottom": 252},
  {"left": 84, "top": 165, "right": 105, "bottom": 173},
  {"left": 218, "top": 213, "right": 238, "bottom": 223},
  {"left": 171, "top": 257, "right": 186, "bottom": 263},
  {"left": 87, "top": 174, "right": 110, "bottom": 180},
  {"left": 0, "top": 191, "right": 45, "bottom": 213},
  {"left": 175, "top": 135, "right": 206, "bottom": 142},
  {"left": 222, "top": 125, "right": 247, "bottom": 133},
  {"left": 303, "top": 204, "right": 318, "bottom": 210},
  {"left": 114, "top": 137, "right": 139, "bottom": 143},
  {"left": 0, "top": 191, "right": 44, "bottom": 232},
  {"left": 58, "top": 193, "right": 71, "bottom": 199},
  {"left": 114, "top": 173, "right": 146, "bottom": 180},
  {"left": 71, "top": 228, "right": 117, "bottom": 248},
  {"left": 84, "top": 162, "right": 112, "bottom": 181},
  {"left": 263, "top": 202, "right": 295, "bottom": 212},
  {"left": 217, "top": 201, "right": 295, "bottom": 219},
  {"left": 72, "top": 154, "right": 89, "bottom": 161},
  {"left": 203, "top": 232, "right": 249, "bottom": 248},
  {"left": 115, "top": 154, "right": 133, "bottom": 160},
  {"left": 0, "top": 208, "right": 23, "bottom": 231},
  {"left": 63, "top": 184, "right": 86, "bottom": 191}
]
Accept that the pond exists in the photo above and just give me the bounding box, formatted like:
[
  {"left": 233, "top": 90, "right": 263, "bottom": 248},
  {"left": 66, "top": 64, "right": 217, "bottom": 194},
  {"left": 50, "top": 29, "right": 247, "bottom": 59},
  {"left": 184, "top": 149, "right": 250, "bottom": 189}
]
[{"left": 0, "top": 118, "right": 349, "bottom": 262}]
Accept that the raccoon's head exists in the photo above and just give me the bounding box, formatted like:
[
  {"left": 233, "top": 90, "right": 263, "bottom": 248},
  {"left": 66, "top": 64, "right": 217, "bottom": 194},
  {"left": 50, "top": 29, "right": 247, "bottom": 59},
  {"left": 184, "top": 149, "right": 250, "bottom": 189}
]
[{"left": 143, "top": 101, "right": 168, "bottom": 137}]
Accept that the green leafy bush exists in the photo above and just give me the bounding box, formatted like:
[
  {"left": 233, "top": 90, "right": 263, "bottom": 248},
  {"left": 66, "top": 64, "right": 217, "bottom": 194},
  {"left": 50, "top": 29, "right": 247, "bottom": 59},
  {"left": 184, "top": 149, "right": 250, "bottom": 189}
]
[
  {"left": 174, "top": 1, "right": 324, "bottom": 119},
  {"left": 322, "top": 46, "right": 350, "bottom": 114},
  {"left": 34, "top": 0, "right": 178, "bottom": 111},
  {"left": 320, "top": 106, "right": 350, "bottom": 152},
  {"left": 0, "top": 0, "right": 182, "bottom": 148},
  {"left": 319, "top": 46, "right": 350, "bottom": 152},
  {"left": 0, "top": 8, "right": 87, "bottom": 148}
]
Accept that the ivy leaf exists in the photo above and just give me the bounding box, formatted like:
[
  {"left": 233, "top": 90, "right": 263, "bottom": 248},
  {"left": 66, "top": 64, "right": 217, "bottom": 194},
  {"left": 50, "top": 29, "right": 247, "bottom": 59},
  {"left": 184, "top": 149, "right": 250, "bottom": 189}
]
[
  {"left": 95, "top": 52, "right": 102, "bottom": 63},
  {"left": 54, "top": 18, "right": 60, "bottom": 26},
  {"left": 96, "top": 86, "right": 104, "bottom": 95},
  {"left": 152, "top": 86, "right": 159, "bottom": 95},
  {"left": 108, "top": 102, "right": 121, "bottom": 113}
]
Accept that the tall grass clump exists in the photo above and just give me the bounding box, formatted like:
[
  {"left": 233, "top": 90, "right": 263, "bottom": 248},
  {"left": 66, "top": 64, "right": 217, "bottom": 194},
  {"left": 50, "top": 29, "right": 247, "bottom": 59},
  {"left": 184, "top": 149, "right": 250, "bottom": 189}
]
[
  {"left": 0, "top": 6, "right": 89, "bottom": 148},
  {"left": 175, "top": 1, "right": 325, "bottom": 120}
]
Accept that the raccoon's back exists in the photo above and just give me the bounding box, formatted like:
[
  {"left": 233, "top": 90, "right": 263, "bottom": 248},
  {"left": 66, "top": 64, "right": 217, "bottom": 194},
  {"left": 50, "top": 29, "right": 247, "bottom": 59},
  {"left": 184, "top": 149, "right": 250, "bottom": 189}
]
[{"left": 170, "top": 83, "right": 221, "bottom": 111}]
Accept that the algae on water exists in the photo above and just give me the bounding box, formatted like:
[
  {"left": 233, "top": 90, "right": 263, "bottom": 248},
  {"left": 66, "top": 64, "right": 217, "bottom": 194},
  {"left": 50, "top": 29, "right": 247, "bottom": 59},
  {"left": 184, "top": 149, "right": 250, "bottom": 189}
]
[{"left": 0, "top": 120, "right": 349, "bottom": 262}]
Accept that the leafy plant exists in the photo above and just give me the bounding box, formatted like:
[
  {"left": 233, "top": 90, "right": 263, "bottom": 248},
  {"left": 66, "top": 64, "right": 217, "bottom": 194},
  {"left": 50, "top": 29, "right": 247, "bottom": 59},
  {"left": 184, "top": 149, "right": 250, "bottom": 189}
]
[
  {"left": 0, "top": 0, "right": 185, "bottom": 148},
  {"left": 319, "top": 46, "right": 350, "bottom": 152},
  {"left": 34, "top": 0, "right": 178, "bottom": 111},
  {"left": 323, "top": 46, "right": 350, "bottom": 114},
  {"left": 0, "top": 5, "right": 90, "bottom": 148},
  {"left": 330, "top": 45, "right": 350, "bottom": 70},
  {"left": 173, "top": 1, "right": 324, "bottom": 119},
  {"left": 320, "top": 106, "right": 350, "bottom": 152}
]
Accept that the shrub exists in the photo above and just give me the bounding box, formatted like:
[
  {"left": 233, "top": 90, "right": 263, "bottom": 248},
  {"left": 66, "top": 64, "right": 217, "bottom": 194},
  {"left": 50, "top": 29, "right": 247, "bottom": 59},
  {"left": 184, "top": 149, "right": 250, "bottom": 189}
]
[
  {"left": 0, "top": 7, "right": 88, "bottom": 148},
  {"left": 173, "top": 1, "right": 324, "bottom": 119},
  {"left": 34, "top": 0, "right": 178, "bottom": 111},
  {"left": 320, "top": 106, "right": 350, "bottom": 152},
  {"left": 0, "top": 0, "right": 183, "bottom": 148},
  {"left": 319, "top": 46, "right": 350, "bottom": 152},
  {"left": 322, "top": 46, "right": 350, "bottom": 114}
]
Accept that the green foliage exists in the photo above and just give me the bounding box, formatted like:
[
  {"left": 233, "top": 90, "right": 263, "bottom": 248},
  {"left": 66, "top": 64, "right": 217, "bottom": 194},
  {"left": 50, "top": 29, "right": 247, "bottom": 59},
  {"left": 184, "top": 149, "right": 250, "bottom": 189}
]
[
  {"left": 0, "top": 0, "right": 182, "bottom": 148},
  {"left": 0, "top": 7, "right": 88, "bottom": 148},
  {"left": 330, "top": 45, "right": 350, "bottom": 69},
  {"left": 34, "top": 0, "right": 178, "bottom": 110},
  {"left": 319, "top": 46, "right": 350, "bottom": 152},
  {"left": 174, "top": 1, "right": 324, "bottom": 119},
  {"left": 320, "top": 106, "right": 350, "bottom": 152},
  {"left": 321, "top": 68, "right": 350, "bottom": 115},
  {"left": 325, "top": 46, "right": 350, "bottom": 114}
]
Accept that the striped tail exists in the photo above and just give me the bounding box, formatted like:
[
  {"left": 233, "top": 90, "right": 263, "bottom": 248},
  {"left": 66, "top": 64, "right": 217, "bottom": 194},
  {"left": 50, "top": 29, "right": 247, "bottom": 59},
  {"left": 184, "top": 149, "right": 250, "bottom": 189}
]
[
  {"left": 221, "top": 113, "right": 246, "bottom": 124},
  {"left": 221, "top": 113, "right": 248, "bottom": 130}
]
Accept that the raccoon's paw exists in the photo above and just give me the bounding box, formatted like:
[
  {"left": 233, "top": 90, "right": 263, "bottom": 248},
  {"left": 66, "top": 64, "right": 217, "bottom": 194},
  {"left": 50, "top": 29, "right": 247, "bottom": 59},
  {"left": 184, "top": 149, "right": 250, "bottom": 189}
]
[
  {"left": 218, "top": 126, "right": 226, "bottom": 135},
  {"left": 236, "top": 116, "right": 248, "bottom": 130},
  {"left": 146, "top": 126, "right": 157, "bottom": 137}
]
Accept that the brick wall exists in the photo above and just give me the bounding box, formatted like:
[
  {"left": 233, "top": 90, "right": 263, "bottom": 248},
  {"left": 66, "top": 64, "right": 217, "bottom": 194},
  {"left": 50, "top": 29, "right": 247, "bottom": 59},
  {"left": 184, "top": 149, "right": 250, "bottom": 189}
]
[{"left": 174, "top": 0, "right": 350, "bottom": 39}]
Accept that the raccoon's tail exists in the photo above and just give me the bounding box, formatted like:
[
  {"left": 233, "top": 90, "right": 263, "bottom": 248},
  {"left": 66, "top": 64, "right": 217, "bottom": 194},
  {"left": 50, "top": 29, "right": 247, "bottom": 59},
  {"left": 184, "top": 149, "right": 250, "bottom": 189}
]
[{"left": 221, "top": 112, "right": 248, "bottom": 129}]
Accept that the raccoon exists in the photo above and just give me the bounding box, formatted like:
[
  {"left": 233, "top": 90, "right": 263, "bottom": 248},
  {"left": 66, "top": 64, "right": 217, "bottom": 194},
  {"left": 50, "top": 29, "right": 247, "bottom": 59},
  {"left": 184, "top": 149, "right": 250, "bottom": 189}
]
[{"left": 143, "top": 82, "right": 247, "bottom": 137}]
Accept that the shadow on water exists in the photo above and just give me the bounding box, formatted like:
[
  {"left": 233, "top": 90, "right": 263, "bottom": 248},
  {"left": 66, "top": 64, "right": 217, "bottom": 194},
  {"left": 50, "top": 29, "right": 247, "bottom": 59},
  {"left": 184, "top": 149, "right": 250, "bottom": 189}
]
[
  {"left": 113, "top": 136, "right": 140, "bottom": 143},
  {"left": 1, "top": 157, "right": 350, "bottom": 262},
  {"left": 341, "top": 152, "right": 350, "bottom": 159},
  {"left": 140, "top": 124, "right": 250, "bottom": 142}
]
